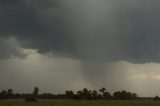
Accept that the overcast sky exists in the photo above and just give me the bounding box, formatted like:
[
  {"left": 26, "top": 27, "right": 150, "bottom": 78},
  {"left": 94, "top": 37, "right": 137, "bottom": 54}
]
[{"left": 1, "top": 0, "right": 160, "bottom": 97}]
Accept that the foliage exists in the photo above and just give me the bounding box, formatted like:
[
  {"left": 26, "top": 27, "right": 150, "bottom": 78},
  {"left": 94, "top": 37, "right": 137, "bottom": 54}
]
[{"left": 0, "top": 87, "right": 139, "bottom": 100}]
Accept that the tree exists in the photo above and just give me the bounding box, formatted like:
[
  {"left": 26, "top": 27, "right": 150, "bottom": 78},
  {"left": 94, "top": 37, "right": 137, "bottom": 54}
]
[
  {"left": 7, "top": 89, "right": 13, "bottom": 95},
  {"left": 92, "top": 90, "right": 98, "bottom": 99},
  {"left": 99, "top": 87, "right": 106, "bottom": 94},
  {"left": 76, "top": 88, "right": 92, "bottom": 99},
  {"left": 113, "top": 91, "right": 121, "bottom": 99},
  {"left": 77, "top": 91, "right": 83, "bottom": 97},
  {"left": 99, "top": 87, "right": 107, "bottom": 99},
  {"left": 65, "top": 90, "right": 74, "bottom": 99},
  {"left": 154, "top": 96, "right": 159, "bottom": 101},
  {"left": 25, "top": 87, "right": 39, "bottom": 102},
  {"left": 33, "top": 87, "right": 39, "bottom": 97},
  {"left": 82, "top": 88, "right": 92, "bottom": 99},
  {"left": 7, "top": 89, "right": 13, "bottom": 98},
  {"left": 131, "top": 93, "right": 138, "bottom": 99},
  {"left": 0, "top": 90, "right": 7, "bottom": 99},
  {"left": 103, "top": 92, "right": 112, "bottom": 99},
  {"left": 113, "top": 90, "right": 138, "bottom": 100}
]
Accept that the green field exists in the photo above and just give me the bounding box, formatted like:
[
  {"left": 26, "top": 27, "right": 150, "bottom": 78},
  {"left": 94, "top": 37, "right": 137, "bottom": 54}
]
[{"left": 0, "top": 100, "right": 160, "bottom": 106}]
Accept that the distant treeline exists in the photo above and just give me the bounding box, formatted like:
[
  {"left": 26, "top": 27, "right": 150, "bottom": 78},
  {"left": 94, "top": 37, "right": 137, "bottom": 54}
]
[{"left": 0, "top": 87, "right": 140, "bottom": 100}]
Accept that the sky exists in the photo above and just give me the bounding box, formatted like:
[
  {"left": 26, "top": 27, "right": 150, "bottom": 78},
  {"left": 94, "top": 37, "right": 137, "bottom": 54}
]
[{"left": 1, "top": 0, "right": 160, "bottom": 97}]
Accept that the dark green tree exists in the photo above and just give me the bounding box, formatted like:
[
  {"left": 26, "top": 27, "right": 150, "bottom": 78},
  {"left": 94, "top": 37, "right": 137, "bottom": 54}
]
[
  {"left": 0, "top": 90, "right": 7, "bottom": 99},
  {"left": 113, "top": 90, "right": 138, "bottom": 100},
  {"left": 92, "top": 90, "right": 98, "bottom": 99},
  {"left": 82, "top": 88, "right": 91, "bottom": 99},
  {"left": 99, "top": 87, "right": 106, "bottom": 94},
  {"left": 7, "top": 89, "right": 13, "bottom": 95},
  {"left": 33, "top": 87, "right": 39, "bottom": 97},
  {"left": 103, "top": 92, "right": 112, "bottom": 99},
  {"left": 65, "top": 90, "right": 74, "bottom": 98},
  {"left": 7, "top": 89, "right": 13, "bottom": 98}
]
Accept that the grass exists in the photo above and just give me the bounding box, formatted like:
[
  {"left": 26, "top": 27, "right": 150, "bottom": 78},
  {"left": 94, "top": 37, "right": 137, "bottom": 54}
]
[{"left": 0, "top": 100, "right": 160, "bottom": 106}]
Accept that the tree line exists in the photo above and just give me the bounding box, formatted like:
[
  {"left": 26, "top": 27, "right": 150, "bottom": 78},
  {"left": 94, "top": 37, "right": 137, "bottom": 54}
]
[{"left": 0, "top": 87, "right": 139, "bottom": 101}]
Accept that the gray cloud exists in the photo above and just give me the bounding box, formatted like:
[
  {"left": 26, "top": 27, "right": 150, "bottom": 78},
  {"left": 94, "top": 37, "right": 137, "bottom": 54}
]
[
  {"left": 1, "top": 0, "right": 160, "bottom": 91},
  {"left": 1, "top": 0, "right": 160, "bottom": 63},
  {"left": 0, "top": 37, "right": 26, "bottom": 59}
]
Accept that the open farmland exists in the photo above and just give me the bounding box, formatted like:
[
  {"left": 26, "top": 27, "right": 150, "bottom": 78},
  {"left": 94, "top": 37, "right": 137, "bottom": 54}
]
[{"left": 0, "top": 100, "right": 160, "bottom": 106}]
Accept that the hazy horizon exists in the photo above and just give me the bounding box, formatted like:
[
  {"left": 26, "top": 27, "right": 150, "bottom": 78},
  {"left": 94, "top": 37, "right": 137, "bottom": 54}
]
[{"left": 1, "top": 0, "right": 160, "bottom": 97}]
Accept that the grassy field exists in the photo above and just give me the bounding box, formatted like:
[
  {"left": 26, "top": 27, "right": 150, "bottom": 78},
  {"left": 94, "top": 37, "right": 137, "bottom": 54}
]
[{"left": 0, "top": 100, "right": 160, "bottom": 106}]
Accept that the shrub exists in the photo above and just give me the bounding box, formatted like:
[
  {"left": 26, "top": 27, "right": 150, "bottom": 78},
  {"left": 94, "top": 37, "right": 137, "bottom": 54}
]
[{"left": 25, "top": 97, "right": 37, "bottom": 102}]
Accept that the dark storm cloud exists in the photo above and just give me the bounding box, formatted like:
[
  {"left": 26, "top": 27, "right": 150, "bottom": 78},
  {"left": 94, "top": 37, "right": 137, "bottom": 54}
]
[
  {"left": 1, "top": 0, "right": 160, "bottom": 63},
  {"left": 0, "top": 0, "right": 73, "bottom": 55},
  {"left": 2, "top": 0, "right": 160, "bottom": 94}
]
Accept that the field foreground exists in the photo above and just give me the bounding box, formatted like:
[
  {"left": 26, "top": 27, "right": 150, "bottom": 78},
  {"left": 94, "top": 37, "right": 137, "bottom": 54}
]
[{"left": 0, "top": 100, "right": 160, "bottom": 106}]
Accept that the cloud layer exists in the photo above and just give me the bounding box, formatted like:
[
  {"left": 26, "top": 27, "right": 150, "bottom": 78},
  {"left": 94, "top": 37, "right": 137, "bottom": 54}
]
[
  {"left": 0, "top": 0, "right": 160, "bottom": 62},
  {"left": 1, "top": 0, "right": 160, "bottom": 96},
  {"left": 0, "top": 37, "right": 26, "bottom": 59}
]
